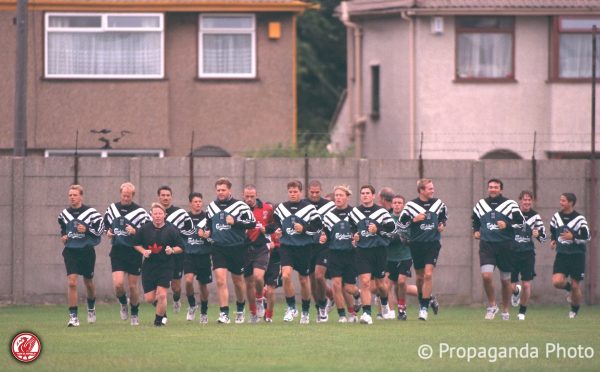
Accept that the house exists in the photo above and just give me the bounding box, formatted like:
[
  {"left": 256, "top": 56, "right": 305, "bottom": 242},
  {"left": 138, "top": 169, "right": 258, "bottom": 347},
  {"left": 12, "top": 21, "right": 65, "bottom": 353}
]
[
  {"left": 0, "top": 0, "right": 313, "bottom": 157},
  {"left": 331, "top": 0, "right": 600, "bottom": 160}
]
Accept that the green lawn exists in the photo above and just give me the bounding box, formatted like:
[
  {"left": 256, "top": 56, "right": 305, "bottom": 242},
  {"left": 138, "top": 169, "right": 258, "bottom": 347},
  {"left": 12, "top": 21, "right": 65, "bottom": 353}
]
[{"left": 1, "top": 304, "right": 599, "bottom": 371}]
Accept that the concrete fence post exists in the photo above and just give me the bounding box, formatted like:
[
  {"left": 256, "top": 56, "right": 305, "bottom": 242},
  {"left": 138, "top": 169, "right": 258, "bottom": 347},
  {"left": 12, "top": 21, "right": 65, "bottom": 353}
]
[{"left": 11, "top": 157, "right": 25, "bottom": 303}]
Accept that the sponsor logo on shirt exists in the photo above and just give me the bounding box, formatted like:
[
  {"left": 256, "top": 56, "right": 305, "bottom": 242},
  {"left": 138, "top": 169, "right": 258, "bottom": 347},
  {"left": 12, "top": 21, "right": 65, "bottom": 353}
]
[
  {"left": 335, "top": 232, "right": 353, "bottom": 240},
  {"left": 216, "top": 223, "right": 231, "bottom": 231},
  {"left": 420, "top": 223, "right": 435, "bottom": 231},
  {"left": 67, "top": 231, "right": 85, "bottom": 239},
  {"left": 486, "top": 223, "right": 500, "bottom": 231}
]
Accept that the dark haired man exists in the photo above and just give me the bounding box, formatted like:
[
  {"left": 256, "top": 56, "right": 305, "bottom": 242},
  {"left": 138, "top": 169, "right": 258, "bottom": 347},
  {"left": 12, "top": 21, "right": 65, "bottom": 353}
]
[
  {"left": 550, "top": 193, "right": 590, "bottom": 319},
  {"left": 472, "top": 178, "right": 524, "bottom": 321}
]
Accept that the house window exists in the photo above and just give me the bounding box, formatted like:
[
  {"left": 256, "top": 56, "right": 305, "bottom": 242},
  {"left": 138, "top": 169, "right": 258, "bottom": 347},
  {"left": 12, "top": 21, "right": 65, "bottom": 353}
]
[
  {"left": 370, "top": 65, "right": 380, "bottom": 119},
  {"left": 199, "top": 14, "right": 256, "bottom": 78},
  {"left": 45, "top": 13, "right": 164, "bottom": 79},
  {"left": 552, "top": 17, "right": 600, "bottom": 79},
  {"left": 455, "top": 16, "right": 515, "bottom": 80}
]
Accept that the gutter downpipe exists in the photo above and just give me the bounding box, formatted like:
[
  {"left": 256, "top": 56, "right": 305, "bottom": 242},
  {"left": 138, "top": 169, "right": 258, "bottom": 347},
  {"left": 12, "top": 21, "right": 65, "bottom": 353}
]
[
  {"left": 401, "top": 10, "right": 416, "bottom": 159},
  {"left": 341, "top": 2, "right": 367, "bottom": 158}
]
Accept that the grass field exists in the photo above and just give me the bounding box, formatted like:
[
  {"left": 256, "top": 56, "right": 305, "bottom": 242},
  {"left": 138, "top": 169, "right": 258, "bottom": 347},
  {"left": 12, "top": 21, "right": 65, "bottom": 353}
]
[{"left": 1, "top": 303, "right": 599, "bottom": 371}]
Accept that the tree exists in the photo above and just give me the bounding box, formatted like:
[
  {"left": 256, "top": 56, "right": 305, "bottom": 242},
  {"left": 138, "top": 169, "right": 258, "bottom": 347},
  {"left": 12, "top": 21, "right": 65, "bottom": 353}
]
[{"left": 297, "top": 0, "right": 347, "bottom": 146}]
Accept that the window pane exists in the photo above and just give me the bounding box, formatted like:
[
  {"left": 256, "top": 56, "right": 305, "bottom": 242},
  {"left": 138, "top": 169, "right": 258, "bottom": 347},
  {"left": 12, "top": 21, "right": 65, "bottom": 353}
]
[
  {"left": 561, "top": 18, "right": 600, "bottom": 31},
  {"left": 203, "top": 34, "right": 252, "bottom": 74},
  {"left": 559, "top": 34, "right": 600, "bottom": 78},
  {"left": 107, "top": 15, "right": 160, "bottom": 28},
  {"left": 48, "top": 32, "right": 162, "bottom": 76},
  {"left": 48, "top": 16, "right": 101, "bottom": 28},
  {"left": 202, "top": 16, "right": 253, "bottom": 29},
  {"left": 457, "top": 16, "right": 513, "bottom": 29},
  {"left": 457, "top": 33, "right": 512, "bottom": 78}
]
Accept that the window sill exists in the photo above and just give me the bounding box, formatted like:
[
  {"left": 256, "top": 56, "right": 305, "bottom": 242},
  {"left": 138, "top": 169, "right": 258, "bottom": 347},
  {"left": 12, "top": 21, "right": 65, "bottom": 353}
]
[
  {"left": 453, "top": 77, "right": 517, "bottom": 83},
  {"left": 547, "top": 78, "right": 600, "bottom": 84},
  {"left": 41, "top": 77, "right": 169, "bottom": 82},
  {"left": 195, "top": 76, "right": 260, "bottom": 82}
]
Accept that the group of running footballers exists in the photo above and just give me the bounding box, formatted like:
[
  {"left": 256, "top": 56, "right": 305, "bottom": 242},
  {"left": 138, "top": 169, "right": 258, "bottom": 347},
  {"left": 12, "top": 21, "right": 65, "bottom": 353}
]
[{"left": 58, "top": 177, "right": 589, "bottom": 327}]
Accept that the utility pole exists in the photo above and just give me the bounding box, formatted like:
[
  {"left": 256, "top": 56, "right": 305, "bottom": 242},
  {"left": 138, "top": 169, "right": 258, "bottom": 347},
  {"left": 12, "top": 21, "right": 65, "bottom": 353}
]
[{"left": 14, "top": 0, "right": 28, "bottom": 156}]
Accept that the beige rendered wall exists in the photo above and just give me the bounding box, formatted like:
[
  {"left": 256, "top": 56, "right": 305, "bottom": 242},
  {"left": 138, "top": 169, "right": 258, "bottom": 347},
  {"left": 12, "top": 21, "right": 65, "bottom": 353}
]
[
  {"left": 354, "top": 15, "right": 599, "bottom": 160},
  {"left": 1, "top": 11, "right": 294, "bottom": 156}
]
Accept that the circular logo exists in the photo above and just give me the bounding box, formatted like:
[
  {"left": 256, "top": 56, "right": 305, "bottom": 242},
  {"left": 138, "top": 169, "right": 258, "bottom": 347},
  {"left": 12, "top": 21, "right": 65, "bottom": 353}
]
[{"left": 11, "top": 332, "right": 42, "bottom": 363}]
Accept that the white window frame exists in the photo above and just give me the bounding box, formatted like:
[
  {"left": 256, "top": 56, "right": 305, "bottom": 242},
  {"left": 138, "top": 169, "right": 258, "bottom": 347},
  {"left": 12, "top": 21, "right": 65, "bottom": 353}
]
[
  {"left": 45, "top": 12, "right": 165, "bottom": 79},
  {"left": 198, "top": 13, "right": 256, "bottom": 78},
  {"left": 44, "top": 149, "right": 164, "bottom": 158}
]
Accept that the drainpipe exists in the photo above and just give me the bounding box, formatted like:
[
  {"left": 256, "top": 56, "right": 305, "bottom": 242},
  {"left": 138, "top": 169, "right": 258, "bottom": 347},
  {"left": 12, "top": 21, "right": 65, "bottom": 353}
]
[
  {"left": 401, "top": 11, "right": 416, "bottom": 159},
  {"left": 341, "top": 2, "right": 367, "bottom": 158}
]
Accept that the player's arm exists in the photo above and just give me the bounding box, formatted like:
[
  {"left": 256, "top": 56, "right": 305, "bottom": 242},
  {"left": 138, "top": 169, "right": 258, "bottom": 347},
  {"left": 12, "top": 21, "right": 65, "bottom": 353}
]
[
  {"left": 233, "top": 209, "right": 257, "bottom": 230},
  {"left": 471, "top": 210, "right": 481, "bottom": 239}
]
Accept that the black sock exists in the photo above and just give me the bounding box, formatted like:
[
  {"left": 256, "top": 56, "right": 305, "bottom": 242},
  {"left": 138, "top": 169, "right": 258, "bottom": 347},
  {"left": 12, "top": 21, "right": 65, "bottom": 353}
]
[
  {"left": 173, "top": 293, "right": 181, "bottom": 302},
  {"left": 564, "top": 282, "right": 572, "bottom": 292},
  {"left": 337, "top": 308, "right": 346, "bottom": 317},
  {"left": 188, "top": 295, "right": 196, "bottom": 307},
  {"left": 201, "top": 300, "right": 208, "bottom": 315},
  {"left": 318, "top": 299, "right": 327, "bottom": 310},
  {"left": 131, "top": 304, "right": 139, "bottom": 316},
  {"left": 363, "top": 305, "right": 372, "bottom": 315},
  {"left": 154, "top": 314, "right": 163, "bottom": 325},
  {"left": 302, "top": 299, "right": 311, "bottom": 313},
  {"left": 117, "top": 295, "right": 128, "bottom": 305},
  {"left": 87, "top": 298, "right": 96, "bottom": 310},
  {"left": 236, "top": 301, "right": 245, "bottom": 312},
  {"left": 421, "top": 298, "right": 431, "bottom": 309},
  {"left": 380, "top": 296, "right": 389, "bottom": 306},
  {"left": 69, "top": 306, "right": 78, "bottom": 316},
  {"left": 519, "top": 305, "right": 527, "bottom": 314},
  {"left": 571, "top": 305, "right": 580, "bottom": 314},
  {"left": 418, "top": 292, "right": 423, "bottom": 303},
  {"left": 220, "top": 306, "right": 229, "bottom": 315},
  {"left": 285, "top": 296, "right": 296, "bottom": 309}
]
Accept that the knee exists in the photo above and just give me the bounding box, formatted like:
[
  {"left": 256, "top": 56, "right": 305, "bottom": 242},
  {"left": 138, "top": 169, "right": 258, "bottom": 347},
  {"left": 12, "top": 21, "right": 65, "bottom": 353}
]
[
  {"left": 281, "top": 270, "right": 292, "bottom": 282},
  {"left": 423, "top": 272, "right": 433, "bottom": 282},
  {"left": 482, "top": 272, "right": 493, "bottom": 282},
  {"left": 552, "top": 277, "right": 564, "bottom": 288}
]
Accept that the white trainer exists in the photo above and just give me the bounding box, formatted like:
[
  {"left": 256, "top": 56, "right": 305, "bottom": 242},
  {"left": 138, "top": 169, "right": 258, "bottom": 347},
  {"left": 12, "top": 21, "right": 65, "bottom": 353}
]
[
  {"left": 130, "top": 315, "right": 139, "bottom": 326},
  {"left": 359, "top": 312, "right": 373, "bottom": 325},
  {"left": 67, "top": 314, "right": 80, "bottom": 327},
  {"left": 418, "top": 308, "right": 428, "bottom": 321},
  {"left": 338, "top": 316, "right": 348, "bottom": 323},
  {"left": 300, "top": 312, "right": 310, "bottom": 324},
  {"left": 283, "top": 307, "right": 297, "bottom": 322},
  {"left": 217, "top": 312, "right": 230, "bottom": 324},
  {"left": 485, "top": 305, "right": 499, "bottom": 320},
  {"left": 199, "top": 314, "right": 208, "bottom": 324},
  {"left": 568, "top": 311, "right": 577, "bottom": 319},
  {"left": 87, "top": 309, "right": 96, "bottom": 324},
  {"left": 318, "top": 307, "right": 328, "bottom": 323},
  {"left": 235, "top": 311, "right": 245, "bottom": 324},
  {"left": 511, "top": 284, "right": 522, "bottom": 307},
  {"left": 501, "top": 312, "right": 510, "bottom": 321},
  {"left": 517, "top": 313, "right": 525, "bottom": 321},
  {"left": 120, "top": 303, "right": 129, "bottom": 320},
  {"left": 186, "top": 305, "right": 198, "bottom": 321},
  {"left": 348, "top": 313, "right": 358, "bottom": 323}
]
